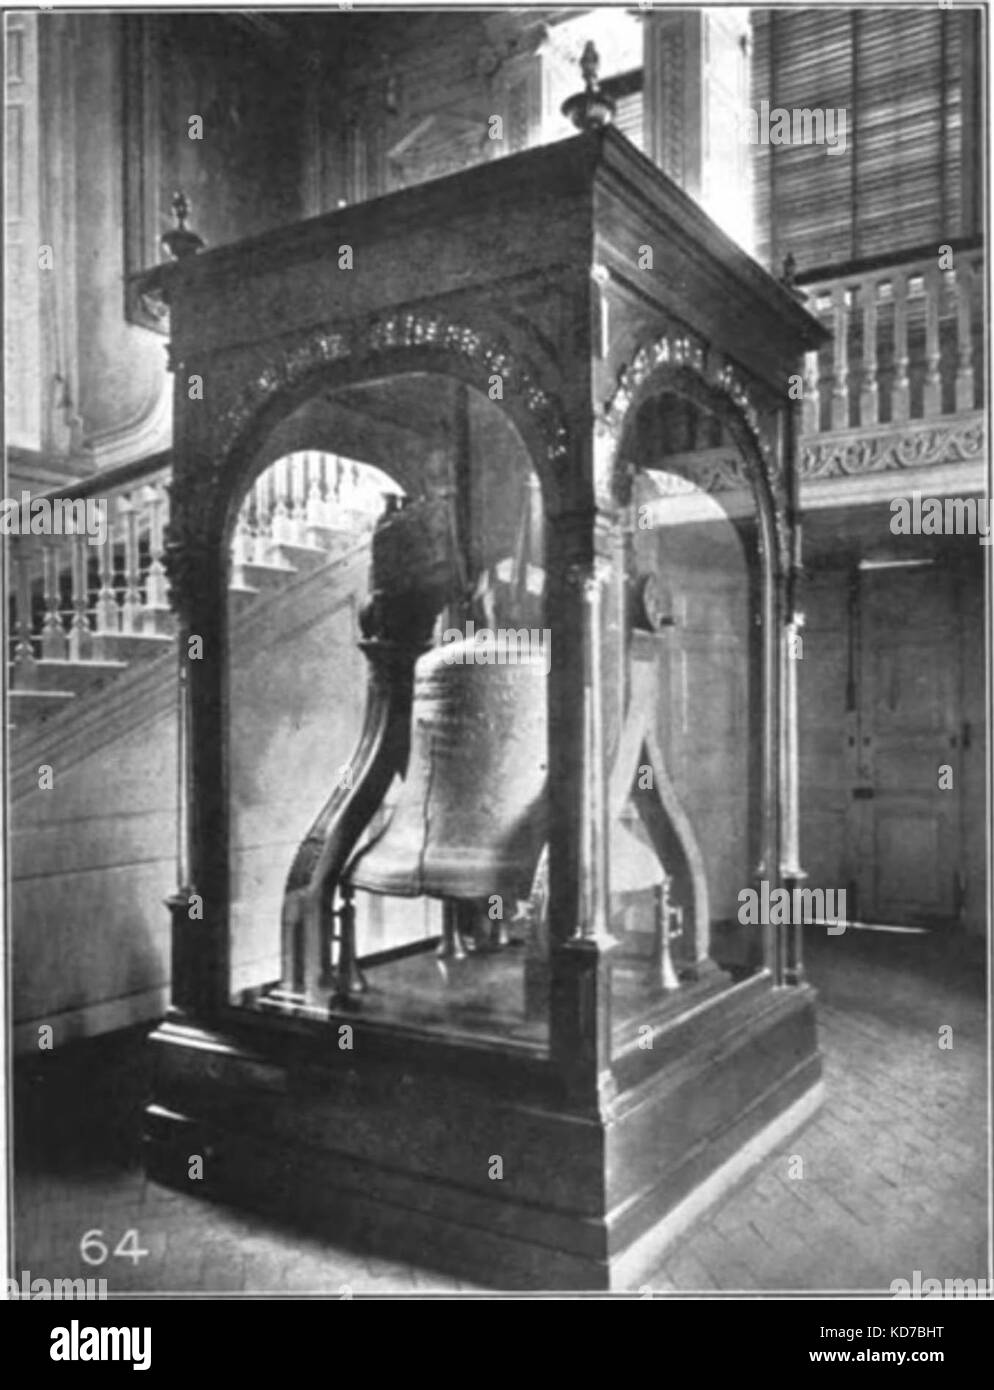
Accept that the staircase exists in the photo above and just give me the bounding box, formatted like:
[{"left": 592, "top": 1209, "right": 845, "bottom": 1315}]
[
  {"left": 9, "top": 450, "right": 388, "bottom": 1051},
  {"left": 8, "top": 451, "right": 389, "bottom": 735}
]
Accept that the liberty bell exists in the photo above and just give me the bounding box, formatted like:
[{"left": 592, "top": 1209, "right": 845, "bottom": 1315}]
[{"left": 347, "top": 629, "right": 548, "bottom": 903}]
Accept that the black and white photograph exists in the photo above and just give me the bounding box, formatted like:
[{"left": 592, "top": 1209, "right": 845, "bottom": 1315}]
[{"left": 2, "top": 0, "right": 991, "bottom": 1331}]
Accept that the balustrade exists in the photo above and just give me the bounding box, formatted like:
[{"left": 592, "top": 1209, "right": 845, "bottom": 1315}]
[
  {"left": 796, "top": 242, "right": 984, "bottom": 438},
  {"left": 230, "top": 450, "right": 395, "bottom": 577},
  {"left": 7, "top": 457, "right": 173, "bottom": 680}
]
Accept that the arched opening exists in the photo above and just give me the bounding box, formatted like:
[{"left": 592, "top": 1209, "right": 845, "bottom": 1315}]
[
  {"left": 224, "top": 370, "right": 551, "bottom": 1047},
  {"left": 611, "top": 386, "right": 769, "bottom": 1017}
]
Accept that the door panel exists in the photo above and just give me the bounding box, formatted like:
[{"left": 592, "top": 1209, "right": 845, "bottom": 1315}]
[
  {"left": 857, "top": 567, "right": 961, "bottom": 923},
  {"left": 799, "top": 561, "right": 964, "bottom": 928}
]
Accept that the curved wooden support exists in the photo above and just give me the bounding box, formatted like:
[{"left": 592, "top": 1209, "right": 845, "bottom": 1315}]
[
  {"left": 280, "top": 634, "right": 425, "bottom": 1002},
  {"left": 608, "top": 654, "right": 712, "bottom": 972},
  {"left": 279, "top": 492, "right": 455, "bottom": 1006}
]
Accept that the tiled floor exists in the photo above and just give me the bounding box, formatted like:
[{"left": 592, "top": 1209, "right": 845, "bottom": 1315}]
[{"left": 13, "top": 925, "right": 988, "bottom": 1295}]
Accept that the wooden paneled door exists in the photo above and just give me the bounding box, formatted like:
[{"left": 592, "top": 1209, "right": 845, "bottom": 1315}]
[
  {"left": 801, "top": 562, "right": 965, "bottom": 929},
  {"left": 852, "top": 564, "right": 963, "bottom": 926}
]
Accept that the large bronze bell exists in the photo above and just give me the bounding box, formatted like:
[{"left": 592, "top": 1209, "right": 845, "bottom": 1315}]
[{"left": 347, "top": 631, "right": 548, "bottom": 902}]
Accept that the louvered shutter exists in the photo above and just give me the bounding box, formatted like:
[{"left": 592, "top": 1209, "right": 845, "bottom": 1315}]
[
  {"left": 613, "top": 88, "right": 644, "bottom": 153},
  {"left": 751, "top": 7, "right": 965, "bottom": 274}
]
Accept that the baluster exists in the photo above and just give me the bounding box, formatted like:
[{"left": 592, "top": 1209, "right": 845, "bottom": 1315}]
[
  {"left": 142, "top": 483, "right": 170, "bottom": 630},
  {"left": 923, "top": 263, "right": 942, "bottom": 417},
  {"left": 350, "top": 462, "right": 363, "bottom": 528},
  {"left": 305, "top": 452, "right": 323, "bottom": 526},
  {"left": 253, "top": 473, "right": 272, "bottom": 563},
  {"left": 270, "top": 458, "right": 291, "bottom": 545},
  {"left": 119, "top": 495, "right": 141, "bottom": 634},
  {"left": 831, "top": 283, "right": 850, "bottom": 430},
  {"left": 289, "top": 453, "right": 307, "bottom": 543},
  {"left": 11, "top": 541, "right": 37, "bottom": 674},
  {"left": 955, "top": 260, "right": 975, "bottom": 412},
  {"left": 41, "top": 541, "right": 65, "bottom": 659},
  {"left": 315, "top": 453, "right": 330, "bottom": 528},
  {"left": 802, "top": 348, "right": 820, "bottom": 435},
  {"left": 859, "top": 277, "right": 879, "bottom": 427},
  {"left": 892, "top": 273, "right": 911, "bottom": 424},
  {"left": 323, "top": 456, "right": 339, "bottom": 527},
  {"left": 332, "top": 457, "right": 344, "bottom": 526},
  {"left": 337, "top": 458, "right": 352, "bottom": 526},
  {"left": 66, "top": 523, "right": 92, "bottom": 662},
  {"left": 94, "top": 495, "right": 119, "bottom": 637}
]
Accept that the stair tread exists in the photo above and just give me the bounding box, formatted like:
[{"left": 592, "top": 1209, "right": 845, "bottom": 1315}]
[
  {"left": 9, "top": 656, "right": 130, "bottom": 696},
  {"left": 23, "top": 658, "right": 129, "bottom": 671},
  {"left": 9, "top": 687, "right": 76, "bottom": 700},
  {"left": 95, "top": 632, "right": 173, "bottom": 648},
  {"left": 242, "top": 559, "right": 298, "bottom": 574},
  {"left": 269, "top": 541, "right": 333, "bottom": 570}
]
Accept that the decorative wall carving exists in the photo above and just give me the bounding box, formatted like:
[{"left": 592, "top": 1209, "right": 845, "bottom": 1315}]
[
  {"left": 799, "top": 414, "right": 987, "bottom": 479},
  {"left": 598, "top": 329, "right": 790, "bottom": 566},
  {"left": 651, "top": 451, "right": 752, "bottom": 494}
]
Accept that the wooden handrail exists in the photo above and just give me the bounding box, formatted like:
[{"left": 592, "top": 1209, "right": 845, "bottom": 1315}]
[
  {"left": 32, "top": 449, "right": 172, "bottom": 506},
  {"left": 795, "top": 236, "right": 983, "bottom": 288}
]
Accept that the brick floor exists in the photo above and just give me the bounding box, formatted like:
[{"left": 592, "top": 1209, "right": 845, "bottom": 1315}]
[{"left": 13, "top": 925, "right": 988, "bottom": 1294}]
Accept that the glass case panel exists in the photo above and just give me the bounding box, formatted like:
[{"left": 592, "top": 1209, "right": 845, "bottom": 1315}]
[
  {"left": 610, "top": 393, "right": 765, "bottom": 1047},
  {"left": 227, "top": 376, "right": 550, "bottom": 1049}
]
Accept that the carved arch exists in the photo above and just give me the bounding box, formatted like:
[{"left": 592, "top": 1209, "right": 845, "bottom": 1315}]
[
  {"left": 595, "top": 337, "right": 793, "bottom": 576},
  {"left": 164, "top": 310, "right": 574, "bottom": 619}
]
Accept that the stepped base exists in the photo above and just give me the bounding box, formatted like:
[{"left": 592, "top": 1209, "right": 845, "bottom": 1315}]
[
  {"left": 91, "top": 631, "right": 174, "bottom": 662},
  {"left": 9, "top": 657, "right": 128, "bottom": 696},
  {"left": 7, "top": 688, "right": 76, "bottom": 723},
  {"left": 144, "top": 976, "right": 821, "bottom": 1290},
  {"left": 240, "top": 560, "right": 298, "bottom": 593}
]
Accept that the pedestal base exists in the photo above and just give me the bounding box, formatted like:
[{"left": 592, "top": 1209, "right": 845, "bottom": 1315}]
[{"left": 143, "top": 975, "right": 820, "bottom": 1290}]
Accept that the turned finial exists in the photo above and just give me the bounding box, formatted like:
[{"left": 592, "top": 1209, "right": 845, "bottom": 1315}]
[
  {"left": 561, "top": 40, "right": 616, "bottom": 131},
  {"left": 161, "top": 190, "right": 205, "bottom": 261}
]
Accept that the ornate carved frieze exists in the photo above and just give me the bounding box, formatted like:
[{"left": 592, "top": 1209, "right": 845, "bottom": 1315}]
[
  {"left": 163, "top": 310, "right": 571, "bottom": 619},
  {"left": 598, "top": 330, "right": 791, "bottom": 566},
  {"left": 799, "top": 414, "right": 987, "bottom": 479},
  {"left": 209, "top": 312, "right": 569, "bottom": 470}
]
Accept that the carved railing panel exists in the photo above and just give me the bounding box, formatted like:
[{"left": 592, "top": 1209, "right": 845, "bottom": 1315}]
[{"left": 795, "top": 243, "right": 985, "bottom": 478}]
